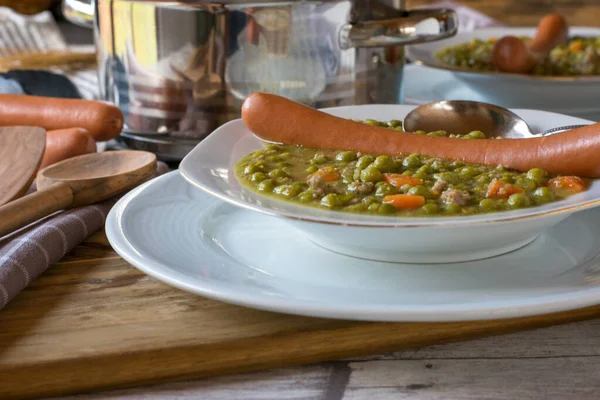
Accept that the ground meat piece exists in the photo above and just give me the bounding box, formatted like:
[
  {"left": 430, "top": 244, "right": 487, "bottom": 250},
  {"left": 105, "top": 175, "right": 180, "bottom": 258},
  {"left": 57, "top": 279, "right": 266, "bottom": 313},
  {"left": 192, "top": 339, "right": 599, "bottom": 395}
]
[
  {"left": 440, "top": 189, "right": 470, "bottom": 206},
  {"left": 347, "top": 181, "right": 374, "bottom": 195},
  {"left": 431, "top": 180, "right": 448, "bottom": 193},
  {"left": 307, "top": 174, "right": 332, "bottom": 197}
]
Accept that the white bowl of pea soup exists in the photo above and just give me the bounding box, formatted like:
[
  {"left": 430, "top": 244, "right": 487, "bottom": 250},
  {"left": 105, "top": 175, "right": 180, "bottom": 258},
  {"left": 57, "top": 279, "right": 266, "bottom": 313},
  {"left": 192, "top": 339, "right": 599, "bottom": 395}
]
[
  {"left": 406, "top": 27, "right": 600, "bottom": 112},
  {"left": 180, "top": 104, "right": 599, "bottom": 263}
]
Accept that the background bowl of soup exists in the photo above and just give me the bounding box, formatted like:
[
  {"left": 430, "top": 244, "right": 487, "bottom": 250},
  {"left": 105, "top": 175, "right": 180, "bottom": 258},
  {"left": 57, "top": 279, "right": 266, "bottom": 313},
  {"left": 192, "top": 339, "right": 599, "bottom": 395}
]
[{"left": 405, "top": 27, "right": 600, "bottom": 115}]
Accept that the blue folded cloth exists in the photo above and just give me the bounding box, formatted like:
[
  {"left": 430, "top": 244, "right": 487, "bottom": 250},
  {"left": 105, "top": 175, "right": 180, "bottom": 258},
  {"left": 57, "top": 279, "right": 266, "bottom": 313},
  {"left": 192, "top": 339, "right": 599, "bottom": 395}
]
[
  {"left": 0, "top": 76, "right": 25, "bottom": 94},
  {"left": 0, "top": 70, "right": 82, "bottom": 98}
]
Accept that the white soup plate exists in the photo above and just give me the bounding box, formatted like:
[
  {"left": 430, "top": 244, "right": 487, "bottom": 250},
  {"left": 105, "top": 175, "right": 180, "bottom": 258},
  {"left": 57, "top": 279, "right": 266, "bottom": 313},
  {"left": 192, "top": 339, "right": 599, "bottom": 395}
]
[
  {"left": 406, "top": 27, "right": 600, "bottom": 110},
  {"left": 179, "top": 104, "right": 598, "bottom": 263},
  {"left": 105, "top": 171, "right": 600, "bottom": 322}
]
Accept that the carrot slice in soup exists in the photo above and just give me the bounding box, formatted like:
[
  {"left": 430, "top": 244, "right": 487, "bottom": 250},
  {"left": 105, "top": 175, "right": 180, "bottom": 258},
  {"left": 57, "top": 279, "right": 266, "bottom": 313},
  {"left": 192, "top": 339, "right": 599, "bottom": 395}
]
[
  {"left": 382, "top": 194, "right": 426, "bottom": 209},
  {"left": 486, "top": 179, "right": 524, "bottom": 199},
  {"left": 384, "top": 173, "right": 423, "bottom": 188},
  {"left": 547, "top": 176, "right": 587, "bottom": 193},
  {"left": 309, "top": 166, "right": 340, "bottom": 182}
]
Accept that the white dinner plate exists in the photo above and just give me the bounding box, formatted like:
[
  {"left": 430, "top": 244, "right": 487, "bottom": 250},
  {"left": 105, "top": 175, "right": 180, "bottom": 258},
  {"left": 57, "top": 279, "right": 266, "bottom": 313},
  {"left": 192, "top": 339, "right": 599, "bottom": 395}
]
[
  {"left": 106, "top": 171, "right": 600, "bottom": 322},
  {"left": 179, "top": 104, "right": 599, "bottom": 263},
  {"left": 406, "top": 27, "right": 600, "bottom": 113},
  {"left": 402, "top": 64, "right": 600, "bottom": 121}
]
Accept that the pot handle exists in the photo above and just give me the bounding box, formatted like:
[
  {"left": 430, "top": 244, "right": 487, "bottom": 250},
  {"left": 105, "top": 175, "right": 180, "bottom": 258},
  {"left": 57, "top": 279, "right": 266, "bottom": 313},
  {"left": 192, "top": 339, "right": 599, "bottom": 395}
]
[
  {"left": 339, "top": 8, "right": 458, "bottom": 49},
  {"left": 62, "top": 0, "right": 95, "bottom": 28}
]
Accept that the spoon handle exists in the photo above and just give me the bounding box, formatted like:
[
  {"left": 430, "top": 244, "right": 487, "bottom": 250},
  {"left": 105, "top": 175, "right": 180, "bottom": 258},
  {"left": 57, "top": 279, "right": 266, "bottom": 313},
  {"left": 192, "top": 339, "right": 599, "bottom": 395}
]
[{"left": 0, "top": 182, "right": 73, "bottom": 238}]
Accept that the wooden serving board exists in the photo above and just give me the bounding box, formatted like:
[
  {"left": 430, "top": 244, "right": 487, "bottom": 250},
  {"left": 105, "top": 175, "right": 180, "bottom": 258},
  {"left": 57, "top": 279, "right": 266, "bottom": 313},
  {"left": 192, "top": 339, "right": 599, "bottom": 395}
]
[{"left": 1, "top": 231, "right": 600, "bottom": 400}]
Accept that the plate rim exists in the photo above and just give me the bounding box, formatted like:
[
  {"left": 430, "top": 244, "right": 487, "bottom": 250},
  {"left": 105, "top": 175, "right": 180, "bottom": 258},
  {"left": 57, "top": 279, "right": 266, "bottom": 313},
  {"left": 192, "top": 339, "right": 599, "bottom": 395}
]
[
  {"left": 179, "top": 105, "right": 599, "bottom": 229},
  {"left": 406, "top": 26, "right": 600, "bottom": 83},
  {"left": 106, "top": 170, "right": 600, "bottom": 322}
]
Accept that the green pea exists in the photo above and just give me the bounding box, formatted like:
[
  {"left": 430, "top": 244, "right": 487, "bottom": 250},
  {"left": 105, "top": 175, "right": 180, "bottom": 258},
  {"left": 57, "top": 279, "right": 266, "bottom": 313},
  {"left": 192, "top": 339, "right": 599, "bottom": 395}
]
[
  {"left": 444, "top": 203, "right": 462, "bottom": 215},
  {"left": 415, "top": 130, "right": 427, "bottom": 135},
  {"left": 430, "top": 159, "right": 449, "bottom": 172},
  {"left": 273, "top": 185, "right": 302, "bottom": 198},
  {"left": 244, "top": 164, "right": 259, "bottom": 174},
  {"left": 321, "top": 194, "right": 343, "bottom": 208},
  {"left": 427, "top": 130, "right": 447, "bottom": 137},
  {"left": 368, "top": 203, "right": 380, "bottom": 212},
  {"left": 291, "top": 181, "right": 308, "bottom": 191},
  {"left": 345, "top": 203, "right": 367, "bottom": 213},
  {"left": 258, "top": 179, "right": 275, "bottom": 192},
  {"left": 479, "top": 199, "right": 496, "bottom": 212},
  {"left": 375, "top": 183, "right": 398, "bottom": 197},
  {"left": 413, "top": 165, "right": 431, "bottom": 180},
  {"left": 458, "top": 166, "right": 479, "bottom": 178},
  {"left": 311, "top": 153, "right": 328, "bottom": 164},
  {"left": 408, "top": 185, "right": 430, "bottom": 198},
  {"left": 533, "top": 187, "right": 555, "bottom": 204},
  {"left": 306, "top": 165, "right": 318, "bottom": 174},
  {"left": 279, "top": 152, "right": 291, "bottom": 159},
  {"left": 265, "top": 155, "right": 280, "bottom": 162},
  {"left": 364, "top": 118, "right": 379, "bottom": 126},
  {"left": 378, "top": 203, "right": 397, "bottom": 215},
  {"left": 341, "top": 167, "right": 355, "bottom": 182},
  {"left": 298, "top": 190, "right": 315, "bottom": 202},
  {"left": 515, "top": 177, "right": 537, "bottom": 191},
  {"left": 402, "top": 154, "right": 422, "bottom": 169},
  {"left": 507, "top": 193, "right": 531, "bottom": 208},
  {"left": 336, "top": 151, "right": 357, "bottom": 162},
  {"left": 269, "top": 169, "right": 288, "bottom": 179},
  {"left": 526, "top": 168, "right": 548, "bottom": 184},
  {"left": 276, "top": 177, "right": 291, "bottom": 185},
  {"left": 421, "top": 203, "right": 439, "bottom": 214},
  {"left": 387, "top": 119, "right": 403, "bottom": 129},
  {"left": 372, "top": 155, "right": 395, "bottom": 172},
  {"left": 476, "top": 174, "right": 491, "bottom": 185},
  {"left": 434, "top": 172, "right": 459, "bottom": 184},
  {"left": 360, "top": 167, "right": 384, "bottom": 182},
  {"left": 362, "top": 196, "right": 379, "bottom": 206},
  {"left": 338, "top": 193, "right": 355, "bottom": 203},
  {"left": 250, "top": 172, "right": 266, "bottom": 182},
  {"left": 356, "top": 155, "right": 375, "bottom": 169},
  {"left": 466, "top": 130, "right": 486, "bottom": 139}
]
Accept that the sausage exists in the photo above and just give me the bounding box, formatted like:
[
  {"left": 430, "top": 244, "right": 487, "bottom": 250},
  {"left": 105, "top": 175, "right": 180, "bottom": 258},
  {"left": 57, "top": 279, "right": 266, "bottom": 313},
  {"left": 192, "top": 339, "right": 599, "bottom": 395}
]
[
  {"left": 40, "top": 128, "right": 97, "bottom": 169},
  {"left": 241, "top": 92, "right": 600, "bottom": 178},
  {"left": 492, "top": 13, "right": 568, "bottom": 73},
  {"left": 0, "top": 94, "right": 123, "bottom": 141}
]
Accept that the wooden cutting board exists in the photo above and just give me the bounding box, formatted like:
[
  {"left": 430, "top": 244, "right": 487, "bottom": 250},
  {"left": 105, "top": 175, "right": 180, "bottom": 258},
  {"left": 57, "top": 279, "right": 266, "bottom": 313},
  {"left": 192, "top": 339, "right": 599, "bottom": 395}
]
[{"left": 1, "top": 231, "right": 600, "bottom": 400}]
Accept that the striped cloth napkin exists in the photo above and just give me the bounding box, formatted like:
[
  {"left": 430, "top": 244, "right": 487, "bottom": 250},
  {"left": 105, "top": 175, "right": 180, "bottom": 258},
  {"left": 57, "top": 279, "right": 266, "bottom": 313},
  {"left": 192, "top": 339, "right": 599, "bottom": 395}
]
[
  {"left": 0, "top": 162, "right": 170, "bottom": 311},
  {"left": 0, "top": 7, "right": 99, "bottom": 99}
]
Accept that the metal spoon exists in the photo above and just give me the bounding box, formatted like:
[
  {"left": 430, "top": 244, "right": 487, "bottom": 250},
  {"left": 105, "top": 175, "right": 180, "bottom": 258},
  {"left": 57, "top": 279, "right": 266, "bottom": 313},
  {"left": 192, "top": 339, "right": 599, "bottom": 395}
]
[{"left": 403, "top": 100, "right": 588, "bottom": 138}]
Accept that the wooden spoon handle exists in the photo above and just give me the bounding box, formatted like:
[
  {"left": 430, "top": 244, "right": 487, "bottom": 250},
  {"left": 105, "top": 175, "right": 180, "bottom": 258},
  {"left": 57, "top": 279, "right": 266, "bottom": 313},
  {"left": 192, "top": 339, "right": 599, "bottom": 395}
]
[{"left": 0, "top": 182, "right": 73, "bottom": 238}]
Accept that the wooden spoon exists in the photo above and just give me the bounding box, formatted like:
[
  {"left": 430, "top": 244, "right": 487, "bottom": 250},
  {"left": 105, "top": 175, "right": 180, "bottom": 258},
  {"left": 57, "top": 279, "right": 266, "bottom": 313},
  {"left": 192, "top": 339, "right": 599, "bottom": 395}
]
[
  {"left": 0, "top": 126, "right": 46, "bottom": 207},
  {"left": 0, "top": 150, "right": 157, "bottom": 238}
]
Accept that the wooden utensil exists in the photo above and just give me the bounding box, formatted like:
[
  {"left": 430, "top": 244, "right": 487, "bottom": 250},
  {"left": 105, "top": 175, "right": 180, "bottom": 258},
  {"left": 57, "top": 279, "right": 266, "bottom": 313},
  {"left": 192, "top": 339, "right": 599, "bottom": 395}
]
[
  {"left": 0, "top": 50, "right": 97, "bottom": 72},
  {"left": 0, "top": 150, "right": 156, "bottom": 237},
  {"left": 0, "top": 126, "right": 46, "bottom": 207}
]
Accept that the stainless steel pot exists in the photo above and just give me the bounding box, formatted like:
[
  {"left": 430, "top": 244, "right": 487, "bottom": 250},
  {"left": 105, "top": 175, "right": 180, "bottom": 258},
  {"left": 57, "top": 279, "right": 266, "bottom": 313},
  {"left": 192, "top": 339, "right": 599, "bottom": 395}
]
[{"left": 64, "top": 0, "right": 457, "bottom": 161}]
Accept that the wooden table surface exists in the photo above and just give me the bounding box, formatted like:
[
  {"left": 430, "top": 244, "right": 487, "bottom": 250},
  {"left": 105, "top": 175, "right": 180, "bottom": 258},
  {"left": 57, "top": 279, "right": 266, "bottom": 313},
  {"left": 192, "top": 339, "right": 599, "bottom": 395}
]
[
  {"left": 25, "top": 6, "right": 600, "bottom": 399},
  {"left": 52, "top": 318, "right": 600, "bottom": 400}
]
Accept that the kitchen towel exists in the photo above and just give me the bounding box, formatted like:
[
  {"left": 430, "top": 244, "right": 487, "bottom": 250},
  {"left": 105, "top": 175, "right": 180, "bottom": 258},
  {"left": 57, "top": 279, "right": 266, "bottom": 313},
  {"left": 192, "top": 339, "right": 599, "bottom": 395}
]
[
  {"left": 0, "top": 162, "right": 170, "bottom": 311},
  {"left": 0, "top": 7, "right": 99, "bottom": 99}
]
